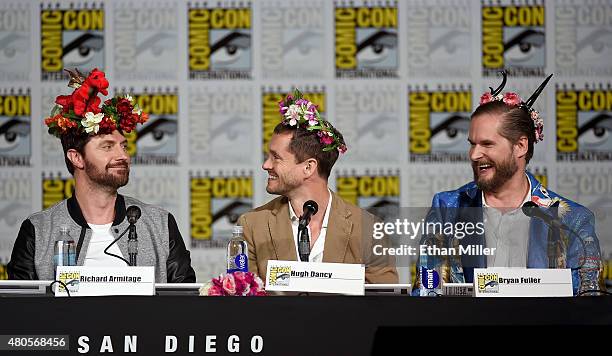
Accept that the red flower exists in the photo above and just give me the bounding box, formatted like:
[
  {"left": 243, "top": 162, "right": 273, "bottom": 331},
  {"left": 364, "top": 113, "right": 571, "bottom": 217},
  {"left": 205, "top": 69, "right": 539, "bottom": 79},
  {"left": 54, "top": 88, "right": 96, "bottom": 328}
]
[
  {"left": 320, "top": 134, "right": 334, "bottom": 145},
  {"left": 116, "top": 98, "right": 132, "bottom": 115},
  {"left": 479, "top": 92, "right": 493, "bottom": 105},
  {"left": 119, "top": 118, "right": 136, "bottom": 133},
  {"left": 85, "top": 68, "right": 109, "bottom": 96}
]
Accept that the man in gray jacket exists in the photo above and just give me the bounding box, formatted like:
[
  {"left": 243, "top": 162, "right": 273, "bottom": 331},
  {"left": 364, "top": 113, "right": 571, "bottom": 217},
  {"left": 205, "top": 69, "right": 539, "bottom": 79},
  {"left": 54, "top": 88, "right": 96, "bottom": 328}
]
[{"left": 8, "top": 68, "right": 195, "bottom": 283}]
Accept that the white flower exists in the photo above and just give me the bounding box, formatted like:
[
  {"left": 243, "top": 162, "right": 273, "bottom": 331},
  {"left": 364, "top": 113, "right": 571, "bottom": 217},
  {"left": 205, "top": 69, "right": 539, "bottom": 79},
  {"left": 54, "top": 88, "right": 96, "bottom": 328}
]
[
  {"left": 199, "top": 282, "right": 212, "bottom": 296},
  {"left": 125, "top": 94, "right": 134, "bottom": 104},
  {"left": 81, "top": 112, "right": 104, "bottom": 134},
  {"left": 132, "top": 107, "right": 142, "bottom": 115},
  {"left": 289, "top": 118, "right": 298, "bottom": 126}
]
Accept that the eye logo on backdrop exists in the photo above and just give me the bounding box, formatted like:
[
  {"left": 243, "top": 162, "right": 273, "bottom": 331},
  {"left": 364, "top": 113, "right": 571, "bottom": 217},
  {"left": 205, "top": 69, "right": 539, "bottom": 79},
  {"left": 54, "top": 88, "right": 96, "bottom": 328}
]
[
  {"left": 119, "top": 87, "right": 179, "bottom": 165},
  {"left": 260, "top": 0, "right": 325, "bottom": 79},
  {"left": 406, "top": 0, "right": 472, "bottom": 78},
  {"left": 0, "top": 1, "right": 31, "bottom": 81},
  {"left": 189, "top": 86, "right": 253, "bottom": 165},
  {"left": 188, "top": 1, "right": 252, "bottom": 80},
  {"left": 42, "top": 172, "right": 74, "bottom": 209},
  {"left": 481, "top": 0, "right": 545, "bottom": 77},
  {"left": 336, "top": 169, "right": 400, "bottom": 221},
  {"left": 408, "top": 84, "right": 471, "bottom": 162},
  {"left": 0, "top": 88, "right": 30, "bottom": 167},
  {"left": 190, "top": 170, "right": 253, "bottom": 249},
  {"left": 335, "top": 84, "right": 400, "bottom": 163},
  {"left": 335, "top": 0, "right": 398, "bottom": 79},
  {"left": 555, "top": 0, "right": 612, "bottom": 77},
  {"left": 113, "top": 0, "right": 178, "bottom": 80},
  {"left": 556, "top": 83, "right": 612, "bottom": 161},
  {"left": 40, "top": 1, "right": 105, "bottom": 81},
  {"left": 261, "top": 86, "right": 326, "bottom": 161}
]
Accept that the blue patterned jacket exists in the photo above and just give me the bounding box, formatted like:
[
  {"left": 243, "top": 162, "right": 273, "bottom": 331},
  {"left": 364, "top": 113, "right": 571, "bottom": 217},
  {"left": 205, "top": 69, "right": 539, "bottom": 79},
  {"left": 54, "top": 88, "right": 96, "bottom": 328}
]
[{"left": 414, "top": 172, "right": 603, "bottom": 295}]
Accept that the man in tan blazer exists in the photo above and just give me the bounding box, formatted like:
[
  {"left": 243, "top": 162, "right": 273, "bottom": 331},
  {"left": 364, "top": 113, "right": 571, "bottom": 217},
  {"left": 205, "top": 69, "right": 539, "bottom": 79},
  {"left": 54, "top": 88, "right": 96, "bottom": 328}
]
[{"left": 239, "top": 90, "right": 398, "bottom": 284}]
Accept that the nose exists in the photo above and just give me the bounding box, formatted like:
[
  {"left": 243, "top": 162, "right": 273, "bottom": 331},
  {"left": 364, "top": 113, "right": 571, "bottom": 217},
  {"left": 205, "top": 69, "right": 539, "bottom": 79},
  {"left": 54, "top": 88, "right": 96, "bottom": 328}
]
[
  {"left": 262, "top": 154, "right": 272, "bottom": 171},
  {"left": 116, "top": 144, "right": 130, "bottom": 163},
  {"left": 470, "top": 144, "right": 482, "bottom": 162}
]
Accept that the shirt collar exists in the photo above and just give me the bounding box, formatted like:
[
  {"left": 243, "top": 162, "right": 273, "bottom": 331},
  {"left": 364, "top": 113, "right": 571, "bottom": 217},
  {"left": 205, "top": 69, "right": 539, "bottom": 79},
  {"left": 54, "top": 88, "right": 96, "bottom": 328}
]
[
  {"left": 482, "top": 173, "right": 532, "bottom": 208},
  {"left": 288, "top": 190, "right": 333, "bottom": 227}
]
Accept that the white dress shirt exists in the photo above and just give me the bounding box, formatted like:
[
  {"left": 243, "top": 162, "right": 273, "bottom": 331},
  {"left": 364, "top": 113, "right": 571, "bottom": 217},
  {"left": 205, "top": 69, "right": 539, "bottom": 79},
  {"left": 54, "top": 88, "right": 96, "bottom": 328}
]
[
  {"left": 482, "top": 175, "right": 532, "bottom": 267},
  {"left": 288, "top": 190, "right": 332, "bottom": 263}
]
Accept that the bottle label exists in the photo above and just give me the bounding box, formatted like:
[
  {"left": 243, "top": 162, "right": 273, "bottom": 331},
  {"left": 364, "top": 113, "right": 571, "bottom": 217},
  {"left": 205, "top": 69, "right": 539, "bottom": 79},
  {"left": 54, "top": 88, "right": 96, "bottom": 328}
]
[
  {"left": 421, "top": 267, "right": 440, "bottom": 289},
  {"left": 227, "top": 253, "right": 248, "bottom": 273}
]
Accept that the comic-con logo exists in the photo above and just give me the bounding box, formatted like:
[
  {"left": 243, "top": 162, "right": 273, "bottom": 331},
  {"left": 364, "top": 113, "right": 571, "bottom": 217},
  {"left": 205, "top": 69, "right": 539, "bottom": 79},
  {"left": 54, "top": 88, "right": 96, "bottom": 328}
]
[
  {"left": 477, "top": 273, "right": 499, "bottom": 293},
  {"left": 188, "top": 2, "right": 252, "bottom": 80},
  {"left": 0, "top": 90, "right": 30, "bottom": 166},
  {"left": 190, "top": 172, "right": 253, "bottom": 248},
  {"left": 556, "top": 84, "right": 612, "bottom": 161},
  {"left": 481, "top": 1, "right": 545, "bottom": 77},
  {"left": 555, "top": 1, "right": 612, "bottom": 76},
  {"left": 268, "top": 266, "right": 291, "bottom": 287},
  {"left": 335, "top": 1, "right": 398, "bottom": 78},
  {"left": 40, "top": 2, "right": 105, "bottom": 81},
  {"left": 42, "top": 173, "right": 74, "bottom": 209},
  {"left": 336, "top": 170, "right": 399, "bottom": 221},
  {"left": 0, "top": 2, "right": 31, "bottom": 81},
  {"left": 262, "top": 86, "right": 325, "bottom": 161},
  {"left": 113, "top": 3, "right": 178, "bottom": 80},
  {"left": 122, "top": 89, "right": 178, "bottom": 165},
  {"left": 409, "top": 86, "right": 471, "bottom": 162},
  {"left": 58, "top": 271, "right": 80, "bottom": 293}
]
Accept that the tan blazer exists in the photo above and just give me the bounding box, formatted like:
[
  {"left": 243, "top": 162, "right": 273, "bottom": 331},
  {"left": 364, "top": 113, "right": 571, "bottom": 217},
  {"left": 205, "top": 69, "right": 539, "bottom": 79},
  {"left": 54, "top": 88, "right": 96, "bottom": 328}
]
[{"left": 238, "top": 192, "right": 398, "bottom": 284}]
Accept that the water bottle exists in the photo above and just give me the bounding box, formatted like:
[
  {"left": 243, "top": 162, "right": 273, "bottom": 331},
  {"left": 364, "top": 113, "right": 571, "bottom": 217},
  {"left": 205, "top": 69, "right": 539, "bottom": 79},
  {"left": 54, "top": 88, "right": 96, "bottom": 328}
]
[
  {"left": 578, "top": 236, "right": 601, "bottom": 296},
  {"left": 419, "top": 238, "right": 443, "bottom": 297},
  {"left": 227, "top": 225, "right": 248, "bottom": 273},
  {"left": 54, "top": 226, "right": 76, "bottom": 270}
]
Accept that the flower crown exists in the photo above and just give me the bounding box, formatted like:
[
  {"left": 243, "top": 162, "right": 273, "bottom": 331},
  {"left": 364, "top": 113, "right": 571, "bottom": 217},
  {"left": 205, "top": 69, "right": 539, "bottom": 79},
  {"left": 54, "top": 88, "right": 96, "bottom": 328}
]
[
  {"left": 479, "top": 71, "right": 552, "bottom": 144},
  {"left": 44, "top": 68, "right": 148, "bottom": 138},
  {"left": 278, "top": 89, "right": 347, "bottom": 154}
]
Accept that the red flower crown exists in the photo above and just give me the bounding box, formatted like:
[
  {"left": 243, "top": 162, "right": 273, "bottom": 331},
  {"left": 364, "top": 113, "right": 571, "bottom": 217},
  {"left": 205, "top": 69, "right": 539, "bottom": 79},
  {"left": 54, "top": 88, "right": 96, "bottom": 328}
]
[{"left": 44, "top": 68, "right": 148, "bottom": 137}]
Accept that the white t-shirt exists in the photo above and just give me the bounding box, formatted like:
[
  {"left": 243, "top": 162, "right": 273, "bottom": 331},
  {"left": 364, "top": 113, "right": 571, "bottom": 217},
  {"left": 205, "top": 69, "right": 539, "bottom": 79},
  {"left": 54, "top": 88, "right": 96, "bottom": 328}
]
[{"left": 84, "top": 223, "right": 128, "bottom": 266}]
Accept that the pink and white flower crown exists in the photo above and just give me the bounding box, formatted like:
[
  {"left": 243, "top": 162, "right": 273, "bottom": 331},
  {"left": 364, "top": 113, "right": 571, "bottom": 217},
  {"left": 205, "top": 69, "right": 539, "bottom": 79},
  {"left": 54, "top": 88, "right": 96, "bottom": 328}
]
[
  {"left": 278, "top": 89, "right": 347, "bottom": 154},
  {"left": 479, "top": 72, "right": 552, "bottom": 144}
]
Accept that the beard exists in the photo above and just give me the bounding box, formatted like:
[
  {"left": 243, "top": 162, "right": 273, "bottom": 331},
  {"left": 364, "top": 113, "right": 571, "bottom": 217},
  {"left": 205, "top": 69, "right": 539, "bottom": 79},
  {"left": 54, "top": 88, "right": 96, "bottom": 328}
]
[
  {"left": 265, "top": 173, "right": 300, "bottom": 196},
  {"left": 472, "top": 154, "right": 518, "bottom": 193},
  {"left": 84, "top": 159, "right": 130, "bottom": 190}
]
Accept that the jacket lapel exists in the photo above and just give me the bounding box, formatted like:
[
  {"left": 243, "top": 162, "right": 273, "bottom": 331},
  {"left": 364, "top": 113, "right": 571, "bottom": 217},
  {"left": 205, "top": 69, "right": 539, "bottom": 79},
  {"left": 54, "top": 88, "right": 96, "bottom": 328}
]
[
  {"left": 322, "top": 192, "right": 351, "bottom": 263},
  {"left": 268, "top": 197, "right": 298, "bottom": 261}
]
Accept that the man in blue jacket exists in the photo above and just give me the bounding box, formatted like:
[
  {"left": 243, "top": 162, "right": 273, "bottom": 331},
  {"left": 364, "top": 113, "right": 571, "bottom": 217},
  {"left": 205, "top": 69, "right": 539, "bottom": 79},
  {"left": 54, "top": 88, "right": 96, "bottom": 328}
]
[{"left": 415, "top": 74, "right": 604, "bottom": 296}]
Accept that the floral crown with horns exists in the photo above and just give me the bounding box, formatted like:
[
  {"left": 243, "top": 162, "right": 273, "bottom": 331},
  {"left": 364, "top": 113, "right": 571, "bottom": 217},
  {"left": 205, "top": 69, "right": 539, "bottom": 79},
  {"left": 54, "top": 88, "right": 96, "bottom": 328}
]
[
  {"left": 278, "top": 89, "right": 347, "bottom": 154},
  {"left": 44, "top": 68, "right": 148, "bottom": 138},
  {"left": 479, "top": 71, "right": 553, "bottom": 143}
]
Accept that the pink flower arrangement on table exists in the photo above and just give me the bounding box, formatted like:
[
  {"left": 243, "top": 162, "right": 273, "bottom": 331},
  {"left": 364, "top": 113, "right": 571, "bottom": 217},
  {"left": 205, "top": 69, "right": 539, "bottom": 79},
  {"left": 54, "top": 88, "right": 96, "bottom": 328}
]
[{"left": 199, "top": 271, "right": 266, "bottom": 296}]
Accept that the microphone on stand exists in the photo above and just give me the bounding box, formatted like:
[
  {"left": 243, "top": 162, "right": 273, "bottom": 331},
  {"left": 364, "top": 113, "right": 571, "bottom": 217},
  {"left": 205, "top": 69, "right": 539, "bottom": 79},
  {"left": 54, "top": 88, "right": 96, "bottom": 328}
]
[
  {"left": 298, "top": 200, "right": 318, "bottom": 262},
  {"left": 126, "top": 206, "right": 141, "bottom": 266}
]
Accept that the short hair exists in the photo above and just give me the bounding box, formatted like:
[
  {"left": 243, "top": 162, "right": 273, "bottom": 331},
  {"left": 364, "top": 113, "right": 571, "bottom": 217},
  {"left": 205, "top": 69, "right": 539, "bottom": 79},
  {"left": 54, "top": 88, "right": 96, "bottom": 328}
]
[
  {"left": 60, "top": 133, "right": 92, "bottom": 175},
  {"left": 471, "top": 100, "right": 536, "bottom": 164},
  {"left": 272, "top": 123, "right": 343, "bottom": 179}
]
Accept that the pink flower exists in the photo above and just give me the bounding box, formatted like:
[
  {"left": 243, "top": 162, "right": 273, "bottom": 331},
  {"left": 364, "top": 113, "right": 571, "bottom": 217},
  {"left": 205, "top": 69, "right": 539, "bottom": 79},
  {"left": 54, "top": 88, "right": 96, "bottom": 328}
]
[
  {"left": 338, "top": 144, "right": 347, "bottom": 154},
  {"left": 208, "top": 285, "right": 223, "bottom": 296},
  {"left": 222, "top": 274, "right": 236, "bottom": 295},
  {"left": 503, "top": 92, "right": 522, "bottom": 106},
  {"left": 320, "top": 135, "right": 334, "bottom": 145},
  {"left": 479, "top": 92, "right": 493, "bottom": 105},
  {"left": 233, "top": 272, "right": 248, "bottom": 295}
]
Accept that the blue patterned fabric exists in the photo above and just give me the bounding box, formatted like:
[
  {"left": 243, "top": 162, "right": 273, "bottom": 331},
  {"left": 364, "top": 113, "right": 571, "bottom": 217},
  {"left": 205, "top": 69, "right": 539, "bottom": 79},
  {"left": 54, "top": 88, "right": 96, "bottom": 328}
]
[{"left": 414, "top": 172, "right": 603, "bottom": 296}]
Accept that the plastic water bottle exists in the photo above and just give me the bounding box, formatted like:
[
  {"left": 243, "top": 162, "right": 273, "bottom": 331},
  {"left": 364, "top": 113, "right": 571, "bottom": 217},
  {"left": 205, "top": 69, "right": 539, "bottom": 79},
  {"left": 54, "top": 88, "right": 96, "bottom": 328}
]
[
  {"left": 419, "top": 238, "right": 443, "bottom": 297},
  {"left": 227, "top": 225, "right": 248, "bottom": 273},
  {"left": 54, "top": 226, "right": 76, "bottom": 270},
  {"left": 578, "top": 236, "right": 601, "bottom": 295}
]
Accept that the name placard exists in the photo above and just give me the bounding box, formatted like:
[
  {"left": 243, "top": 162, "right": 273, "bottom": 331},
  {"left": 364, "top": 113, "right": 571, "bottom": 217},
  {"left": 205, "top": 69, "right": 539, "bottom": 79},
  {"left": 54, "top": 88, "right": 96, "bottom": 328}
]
[
  {"left": 54, "top": 266, "right": 155, "bottom": 297},
  {"left": 265, "top": 260, "right": 365, "bottom": 295},
  {"left": 473, "top": 268, "right": 573, "bottom": 297}
]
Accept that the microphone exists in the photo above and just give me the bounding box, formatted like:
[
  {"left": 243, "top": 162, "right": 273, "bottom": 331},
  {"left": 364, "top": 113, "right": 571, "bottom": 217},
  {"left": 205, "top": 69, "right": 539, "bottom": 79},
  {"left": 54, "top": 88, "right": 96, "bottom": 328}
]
[
  {"left": 298, "top": 200, "right": 318, "bottom": 230},
  {"left": 298, "top": 200, "right": 318, "bottom": 262},
  {"left": 126, "top": 206, "right": 141, "bottom": 266},
  {"left": 521, "top": 201, "right": 567, "bottom": 230}
]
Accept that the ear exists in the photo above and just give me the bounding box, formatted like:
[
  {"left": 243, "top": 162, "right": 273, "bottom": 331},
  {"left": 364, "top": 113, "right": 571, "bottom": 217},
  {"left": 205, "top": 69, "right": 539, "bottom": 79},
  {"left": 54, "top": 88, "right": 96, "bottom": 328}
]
[
  {"left": 514, "top": 135, "right": 529, "bottom": 159},
  {"left": 303, "top": 158, "right": 319, "bottom": 179},
  {"left": 66, "top": 149, "right": 85, "bottom": 171}
]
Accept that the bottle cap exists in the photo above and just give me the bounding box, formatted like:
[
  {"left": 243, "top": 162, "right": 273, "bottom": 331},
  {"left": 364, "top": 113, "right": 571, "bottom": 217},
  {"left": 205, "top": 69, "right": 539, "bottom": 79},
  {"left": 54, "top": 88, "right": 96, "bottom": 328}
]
[{"left": 233, "top": 225, "right": 244, "bottom": 235}]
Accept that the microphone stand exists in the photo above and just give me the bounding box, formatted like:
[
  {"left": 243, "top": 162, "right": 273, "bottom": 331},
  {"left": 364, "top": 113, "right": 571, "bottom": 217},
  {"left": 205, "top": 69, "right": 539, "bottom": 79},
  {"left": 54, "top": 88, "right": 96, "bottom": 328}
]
[
  {"left": 298, "top": 225, "right": 310, "bottom": 262},
  {"left": 128, "top": 223, "right": 138, "bottom": 266}
]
